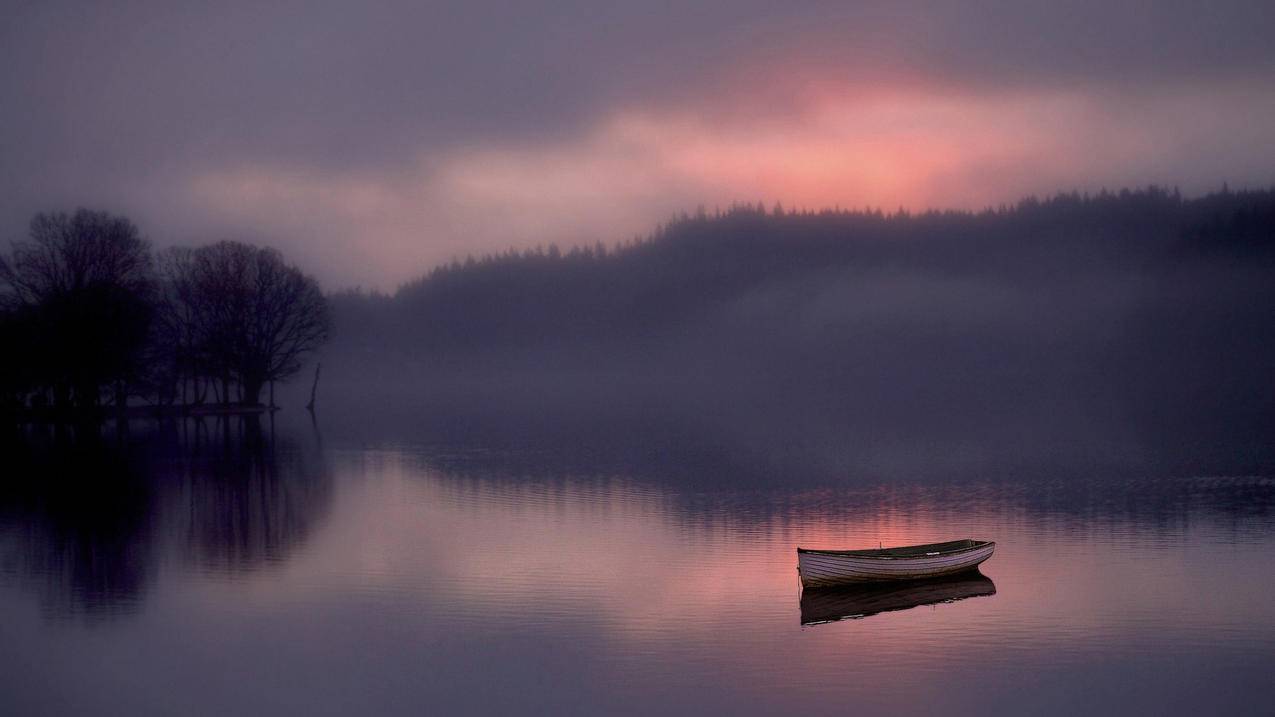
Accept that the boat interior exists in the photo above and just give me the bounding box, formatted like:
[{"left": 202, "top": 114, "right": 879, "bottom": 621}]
[{"left": 798, "top": 539, "right": 990, "bottom": 557}]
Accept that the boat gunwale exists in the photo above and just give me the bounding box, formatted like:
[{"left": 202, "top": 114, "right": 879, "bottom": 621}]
[{"left": 797, "top": 539, "right": 994, "bottom": 561}]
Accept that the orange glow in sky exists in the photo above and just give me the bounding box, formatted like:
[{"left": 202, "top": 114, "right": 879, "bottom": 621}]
[{"left": 185, "top": 79, "right": 1275, "bottom": 288}]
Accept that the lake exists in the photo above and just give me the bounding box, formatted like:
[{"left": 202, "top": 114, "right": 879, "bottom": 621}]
[{"left": 2, "top": 413, "right": 1274, "bottom": 715}]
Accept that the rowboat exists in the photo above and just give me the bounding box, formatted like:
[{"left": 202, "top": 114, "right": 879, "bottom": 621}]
[
  {"left": 800, "top": 571, "right": 996, "bottom": 625},
  {"left": 797, "top": 539, "right": 994, "bottom": 588}
]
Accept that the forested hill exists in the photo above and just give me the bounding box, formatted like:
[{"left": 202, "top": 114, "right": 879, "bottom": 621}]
[
  {"left": 317, "top": 187, "right": 1275, "bottom": 474},
  {"left": 331, "top": 186, "right": 1275, "bottom": 355}
]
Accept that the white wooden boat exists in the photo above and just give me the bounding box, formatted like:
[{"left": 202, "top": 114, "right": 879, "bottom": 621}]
[
  {"left": 800, "top": 572, "right": 996, "bottom": 625},
  {"left": 797, "top": 539, "right": 994, "bottom": 588}
]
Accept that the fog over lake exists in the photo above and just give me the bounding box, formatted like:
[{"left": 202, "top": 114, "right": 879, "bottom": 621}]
[
  {"left": 5, "top": 2, "right": 1275, "bottom": 714},
  {"left": 2, "top": 406, "right": 1274, "bottom": 715}
]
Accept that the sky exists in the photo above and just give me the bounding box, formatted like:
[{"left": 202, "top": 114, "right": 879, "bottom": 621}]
[{"left": 3, "top": 0, "right": 1274, "bottom": 289}]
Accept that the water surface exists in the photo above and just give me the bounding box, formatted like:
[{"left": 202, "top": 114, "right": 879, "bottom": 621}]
[{"left": 2, "top": 416, "right": 1273, "bottom": 715}]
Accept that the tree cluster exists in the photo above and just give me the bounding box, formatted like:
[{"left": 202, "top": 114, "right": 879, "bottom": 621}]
[
  {"left": 1, "top": 209, "right": 330, "bottom": 419},
  {"left": 325, "top": 186, "right": 1275, "bottom": 467},
  {"left": 333, "top": 185, "right": 1275, "bottom": 355}
]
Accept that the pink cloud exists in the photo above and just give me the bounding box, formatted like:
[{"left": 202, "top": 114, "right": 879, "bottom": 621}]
[{"left": 181, "top": 78, "right": 1275, "bottom": 289}]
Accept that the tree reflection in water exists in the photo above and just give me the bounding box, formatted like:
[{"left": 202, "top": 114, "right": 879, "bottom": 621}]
[{"left": 0, "top": 416, "right": 331, "bottom": 621}]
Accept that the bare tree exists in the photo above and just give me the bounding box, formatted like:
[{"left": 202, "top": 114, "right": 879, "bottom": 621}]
[
  {"left": 239, "top": 242, "right": 330, "bottom": 406},
  {"left": 150, "top": 247, "right": 206, "bottom": 405},
  {"left": 158, "top": 241, "right": 329, "bottom": 407},
  {"left": 0, "top": 209, "right": 152, "bottom": 308},
  {"left": 0, "top": 209, "right": 154, "bottom": 410}
]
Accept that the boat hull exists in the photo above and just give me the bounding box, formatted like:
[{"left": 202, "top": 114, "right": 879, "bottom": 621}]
[{"left": 798, "top": 540, "right": 995, "bottom": 588}]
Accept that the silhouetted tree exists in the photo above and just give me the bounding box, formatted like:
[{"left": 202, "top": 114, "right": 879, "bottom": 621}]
[
  {"left": 148, "top": 247, "right": 205, "bottom": 405},
  {"left": 0, "top": 209, "right": 155, "bottom": 411},
  {"left": 0, "top": 210, "right": 153, "bottom": 307},
  {"left": 157, "top": 241, "right": 330, "bottom": 407},
  {"left": 0, "top": 306, "right": 38, "bottom": 419}
]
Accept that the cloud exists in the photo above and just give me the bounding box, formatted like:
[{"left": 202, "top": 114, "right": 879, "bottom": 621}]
[
  {"left": 3, "top": 1, "right": 1275, "bottom": 288},
  {"left": 176, "top": 77, "right": 1275, "bottom": 288}
]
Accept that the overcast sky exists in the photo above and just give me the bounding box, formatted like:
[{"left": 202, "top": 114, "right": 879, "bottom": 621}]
[{"left": 3, "top": 1, "right": 1274, "bottom": 289}]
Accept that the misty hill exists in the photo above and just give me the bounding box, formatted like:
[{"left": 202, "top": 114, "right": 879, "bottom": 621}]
[
  {"left": 323, "top": 187, "right": 1275, "bottom": 476},
  {"left": 334, "top": 187, "right": 1272, "bottom": 351}
]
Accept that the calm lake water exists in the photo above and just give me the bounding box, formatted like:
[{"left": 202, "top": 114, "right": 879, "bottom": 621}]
[{"left": 2, "top": 413, "right": 1274, "bottom": 716}]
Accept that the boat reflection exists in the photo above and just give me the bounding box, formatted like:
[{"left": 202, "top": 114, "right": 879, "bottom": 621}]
[{"left": 800, "top": 571, "right": 996, "bottom": 625}]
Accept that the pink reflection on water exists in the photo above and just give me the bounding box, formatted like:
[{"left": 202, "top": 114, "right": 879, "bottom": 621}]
[{"left": 226, "top": 452, "right": 1275, "bottom": 716}]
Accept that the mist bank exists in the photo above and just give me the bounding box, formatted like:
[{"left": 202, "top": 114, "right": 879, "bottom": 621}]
[{"left": 320, "top": 187, "right": 1275, "bottom": 476}]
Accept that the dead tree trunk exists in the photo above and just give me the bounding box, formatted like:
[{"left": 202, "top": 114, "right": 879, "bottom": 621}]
[{"left": 306, "top": 362, "right": 321, "bottom": 413}]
